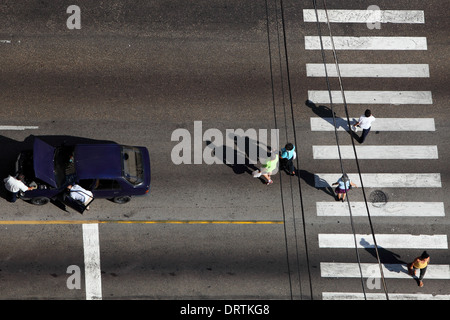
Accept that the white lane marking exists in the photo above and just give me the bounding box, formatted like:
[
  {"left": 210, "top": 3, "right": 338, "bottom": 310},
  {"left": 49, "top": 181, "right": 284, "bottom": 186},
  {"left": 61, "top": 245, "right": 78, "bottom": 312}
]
[
  {"left": 303, "top": 9, "right": 425, "bottom": 24},
  {"left": 306, "top": 63, "right": 430, "bottom": 78},
  {"left": 313, "top": 145, "right": 438, "bottom": 159},
  {"left": 318, "top": 234, "right": 448, "bottom": 249},
  {"left": 308, "top": 90, "right": 433, "bottom": 104},
  {"left": 320, "top": 263, "right": 450, "bottom": 279},
  {"left": 305, "top": 36, "right": 428, "bottom": 50},
  {"left": 0, "top": 40, "right": 11, "bottom": 44},
  {"left": 0, "top": 126, "right": 39, "bottom": 130},
  {"left": 314, "top": 173, "right": 442, "bottom": 188},
  {"left": 82, "top": 223, "right": 102, "bottom": 300},
  {"left": 322, "top": 292, "right": 450, "bottom": 300},
  {"left": 310, "top": 117, "right": 435, "bottom": 131},
  {"left": 316, "top": 202, "right": 445, "bottom": 217}
]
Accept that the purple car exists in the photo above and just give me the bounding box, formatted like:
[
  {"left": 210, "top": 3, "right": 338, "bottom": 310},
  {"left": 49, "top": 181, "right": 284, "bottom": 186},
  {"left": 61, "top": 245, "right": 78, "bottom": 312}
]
[{"left": 15, "top": 137, "right": 151, "bottom": 213}]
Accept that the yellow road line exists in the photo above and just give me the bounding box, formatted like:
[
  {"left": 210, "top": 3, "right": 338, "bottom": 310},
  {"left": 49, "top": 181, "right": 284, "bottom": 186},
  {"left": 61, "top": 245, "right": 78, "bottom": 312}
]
[{"left": 0, "top": 220, "right": 284, "bottom": 225}]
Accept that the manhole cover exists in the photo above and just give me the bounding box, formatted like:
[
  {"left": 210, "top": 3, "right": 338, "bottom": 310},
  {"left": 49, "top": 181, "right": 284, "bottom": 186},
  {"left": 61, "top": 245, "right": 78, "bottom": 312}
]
[{"left": 369, "top": 190, "right": 388, "bottom": 208}]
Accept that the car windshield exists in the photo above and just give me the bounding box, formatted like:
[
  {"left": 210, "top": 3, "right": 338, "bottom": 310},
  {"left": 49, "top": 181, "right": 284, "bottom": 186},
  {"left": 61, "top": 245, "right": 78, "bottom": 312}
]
[{"left": 121, "top": 146, "right": 144, "bottom": 186}]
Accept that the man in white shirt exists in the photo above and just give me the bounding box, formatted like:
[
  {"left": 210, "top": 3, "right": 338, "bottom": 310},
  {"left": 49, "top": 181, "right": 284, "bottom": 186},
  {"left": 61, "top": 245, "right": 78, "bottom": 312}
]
[
  {"left": 3, "top": 174, "right": 35, "bottom": 202},
  {"left": 67, "top": 184, "right": 94, "bottom": 211},
  {"left": 352, "top": 109, "right": 376, "bottom": 143}
]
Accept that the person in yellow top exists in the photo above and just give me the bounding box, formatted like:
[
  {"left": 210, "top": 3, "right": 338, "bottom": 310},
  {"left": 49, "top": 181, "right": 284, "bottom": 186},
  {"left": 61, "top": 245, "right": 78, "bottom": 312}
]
[
  {"left": 408, "top": 251, "right": 430, "bottom": 287},
  {"left": 252, "top": 154, "right": 279, "bottom": 185}
]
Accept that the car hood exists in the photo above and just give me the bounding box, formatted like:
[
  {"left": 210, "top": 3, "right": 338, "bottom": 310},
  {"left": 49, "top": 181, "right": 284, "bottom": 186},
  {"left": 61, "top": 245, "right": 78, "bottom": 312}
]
[{"left": 33, "top": 138, "right": 58, "bottom": 188}]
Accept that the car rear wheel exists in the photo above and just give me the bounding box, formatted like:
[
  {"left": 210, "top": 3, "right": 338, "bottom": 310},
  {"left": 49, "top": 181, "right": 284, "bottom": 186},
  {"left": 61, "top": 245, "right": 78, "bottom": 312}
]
[
  {"left": 112, "top": 196, "right": 131, "bottom": 204},
  {"left": 31, "top": 197, "right": 50, "bottom": 205}
]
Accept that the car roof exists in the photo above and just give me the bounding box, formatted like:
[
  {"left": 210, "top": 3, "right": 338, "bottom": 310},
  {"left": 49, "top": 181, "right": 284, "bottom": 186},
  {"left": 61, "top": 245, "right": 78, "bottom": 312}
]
[{"left": 74, "top": 144, "right": 123, "bottom": 180}]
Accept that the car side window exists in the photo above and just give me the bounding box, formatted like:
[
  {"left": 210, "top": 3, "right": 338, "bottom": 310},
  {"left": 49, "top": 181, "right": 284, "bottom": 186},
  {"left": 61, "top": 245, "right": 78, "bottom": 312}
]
[
  {"left": 78, "top": 179, "right": 95, "bottom": 190},
  {"left": 95, "top": 179, "right": 121, "bottom": 190}
]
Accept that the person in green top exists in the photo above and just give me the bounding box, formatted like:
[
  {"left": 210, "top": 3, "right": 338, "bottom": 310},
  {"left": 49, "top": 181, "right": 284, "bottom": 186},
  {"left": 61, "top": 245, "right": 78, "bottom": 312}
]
[{"left": 253, "top": 154, "right": 279, "bottom": 185}]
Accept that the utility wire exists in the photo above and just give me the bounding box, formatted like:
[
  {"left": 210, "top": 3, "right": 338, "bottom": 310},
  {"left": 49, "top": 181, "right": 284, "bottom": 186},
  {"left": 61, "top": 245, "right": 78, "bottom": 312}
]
[{"left": 279, "top": 0, "right": 314, "bottom": 299}]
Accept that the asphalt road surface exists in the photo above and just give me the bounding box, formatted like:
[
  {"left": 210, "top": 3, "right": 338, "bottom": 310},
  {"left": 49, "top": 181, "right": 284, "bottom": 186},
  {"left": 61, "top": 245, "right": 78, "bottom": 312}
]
[{"left": 0, "top": 0, "right": 448, "bottom": 303}]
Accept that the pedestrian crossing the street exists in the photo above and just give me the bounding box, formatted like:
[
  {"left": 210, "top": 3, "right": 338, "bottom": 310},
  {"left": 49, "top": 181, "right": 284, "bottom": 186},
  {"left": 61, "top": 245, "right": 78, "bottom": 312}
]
[{"left": 303, "top": 6, "right": 448, "bottom": 299}]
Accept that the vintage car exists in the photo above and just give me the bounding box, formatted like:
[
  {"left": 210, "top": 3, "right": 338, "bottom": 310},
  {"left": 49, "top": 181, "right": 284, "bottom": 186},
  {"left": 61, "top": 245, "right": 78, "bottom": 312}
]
[{"left": 15, "top": 137, "right": 151, "bottom": 213}]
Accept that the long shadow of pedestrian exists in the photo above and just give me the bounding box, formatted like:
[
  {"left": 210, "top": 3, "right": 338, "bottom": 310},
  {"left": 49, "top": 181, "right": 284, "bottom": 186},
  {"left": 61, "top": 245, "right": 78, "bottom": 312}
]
[
  {"left": 205, "top": 133, "right": 275, "bottom": 185},
  {"left": 305, "top": 99, "right": 361, "bottom": 142},
  {"left": 295, "top": 169, "right": 335, "bottom": 197},
  {"left": 360, "top": 238, "right": 408, "bottom": 275}
]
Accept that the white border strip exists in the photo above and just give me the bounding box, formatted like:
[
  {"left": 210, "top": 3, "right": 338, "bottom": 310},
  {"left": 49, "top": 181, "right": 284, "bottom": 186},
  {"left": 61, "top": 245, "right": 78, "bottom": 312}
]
[{"left": 82, "top": 223, "right": 102, "bottom": 300}]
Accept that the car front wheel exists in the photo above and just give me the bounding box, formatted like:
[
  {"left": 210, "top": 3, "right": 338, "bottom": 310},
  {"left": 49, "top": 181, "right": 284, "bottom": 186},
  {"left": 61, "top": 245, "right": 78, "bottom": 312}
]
[
  {"left": 31, "top": 197, "right": 50, "bottom": 205},
  {"left": 112, "top": 196, "right": 131, "bottom": 204}
]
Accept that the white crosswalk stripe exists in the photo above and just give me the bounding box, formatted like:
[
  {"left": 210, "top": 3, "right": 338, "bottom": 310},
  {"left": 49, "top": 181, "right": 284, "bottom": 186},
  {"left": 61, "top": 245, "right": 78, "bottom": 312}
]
[
  {"left": 316, "top": 202, "right": 445, "bottom": 217},
  {"left": 313, "top": 145, "right": 438, "bottom": 159},
  {"left": 310, "top": 117, "right": 436, "bottom": 131},
  {"left": 322, "top": 292, "right": 450, "bottom": 300},
  {"left": 306, "top": 63, "right": 430, "bottom": 78},
  {"left": 318, "top": 234, "right": 448, "bottom": 249},
  {"left": 320, "top": 263, "right": 450, "bottom": 279},
  {"left": 303, "top": 9, "right": 425, "bottom": 24},
  {"left": 305, "top": 36, "right": 428, "bottom": 50},
  {"left": 314, "top": 173, "right": 442, "bottom": 188},
  {"left": 308, "top": 90, "right": 433, "bottom": 104}
]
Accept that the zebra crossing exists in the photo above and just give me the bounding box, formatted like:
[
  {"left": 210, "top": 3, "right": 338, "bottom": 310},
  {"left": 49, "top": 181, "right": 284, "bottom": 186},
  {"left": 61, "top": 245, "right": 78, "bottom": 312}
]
[{"left": 303, "top": 7, "right": 449, "bottom": 299}]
